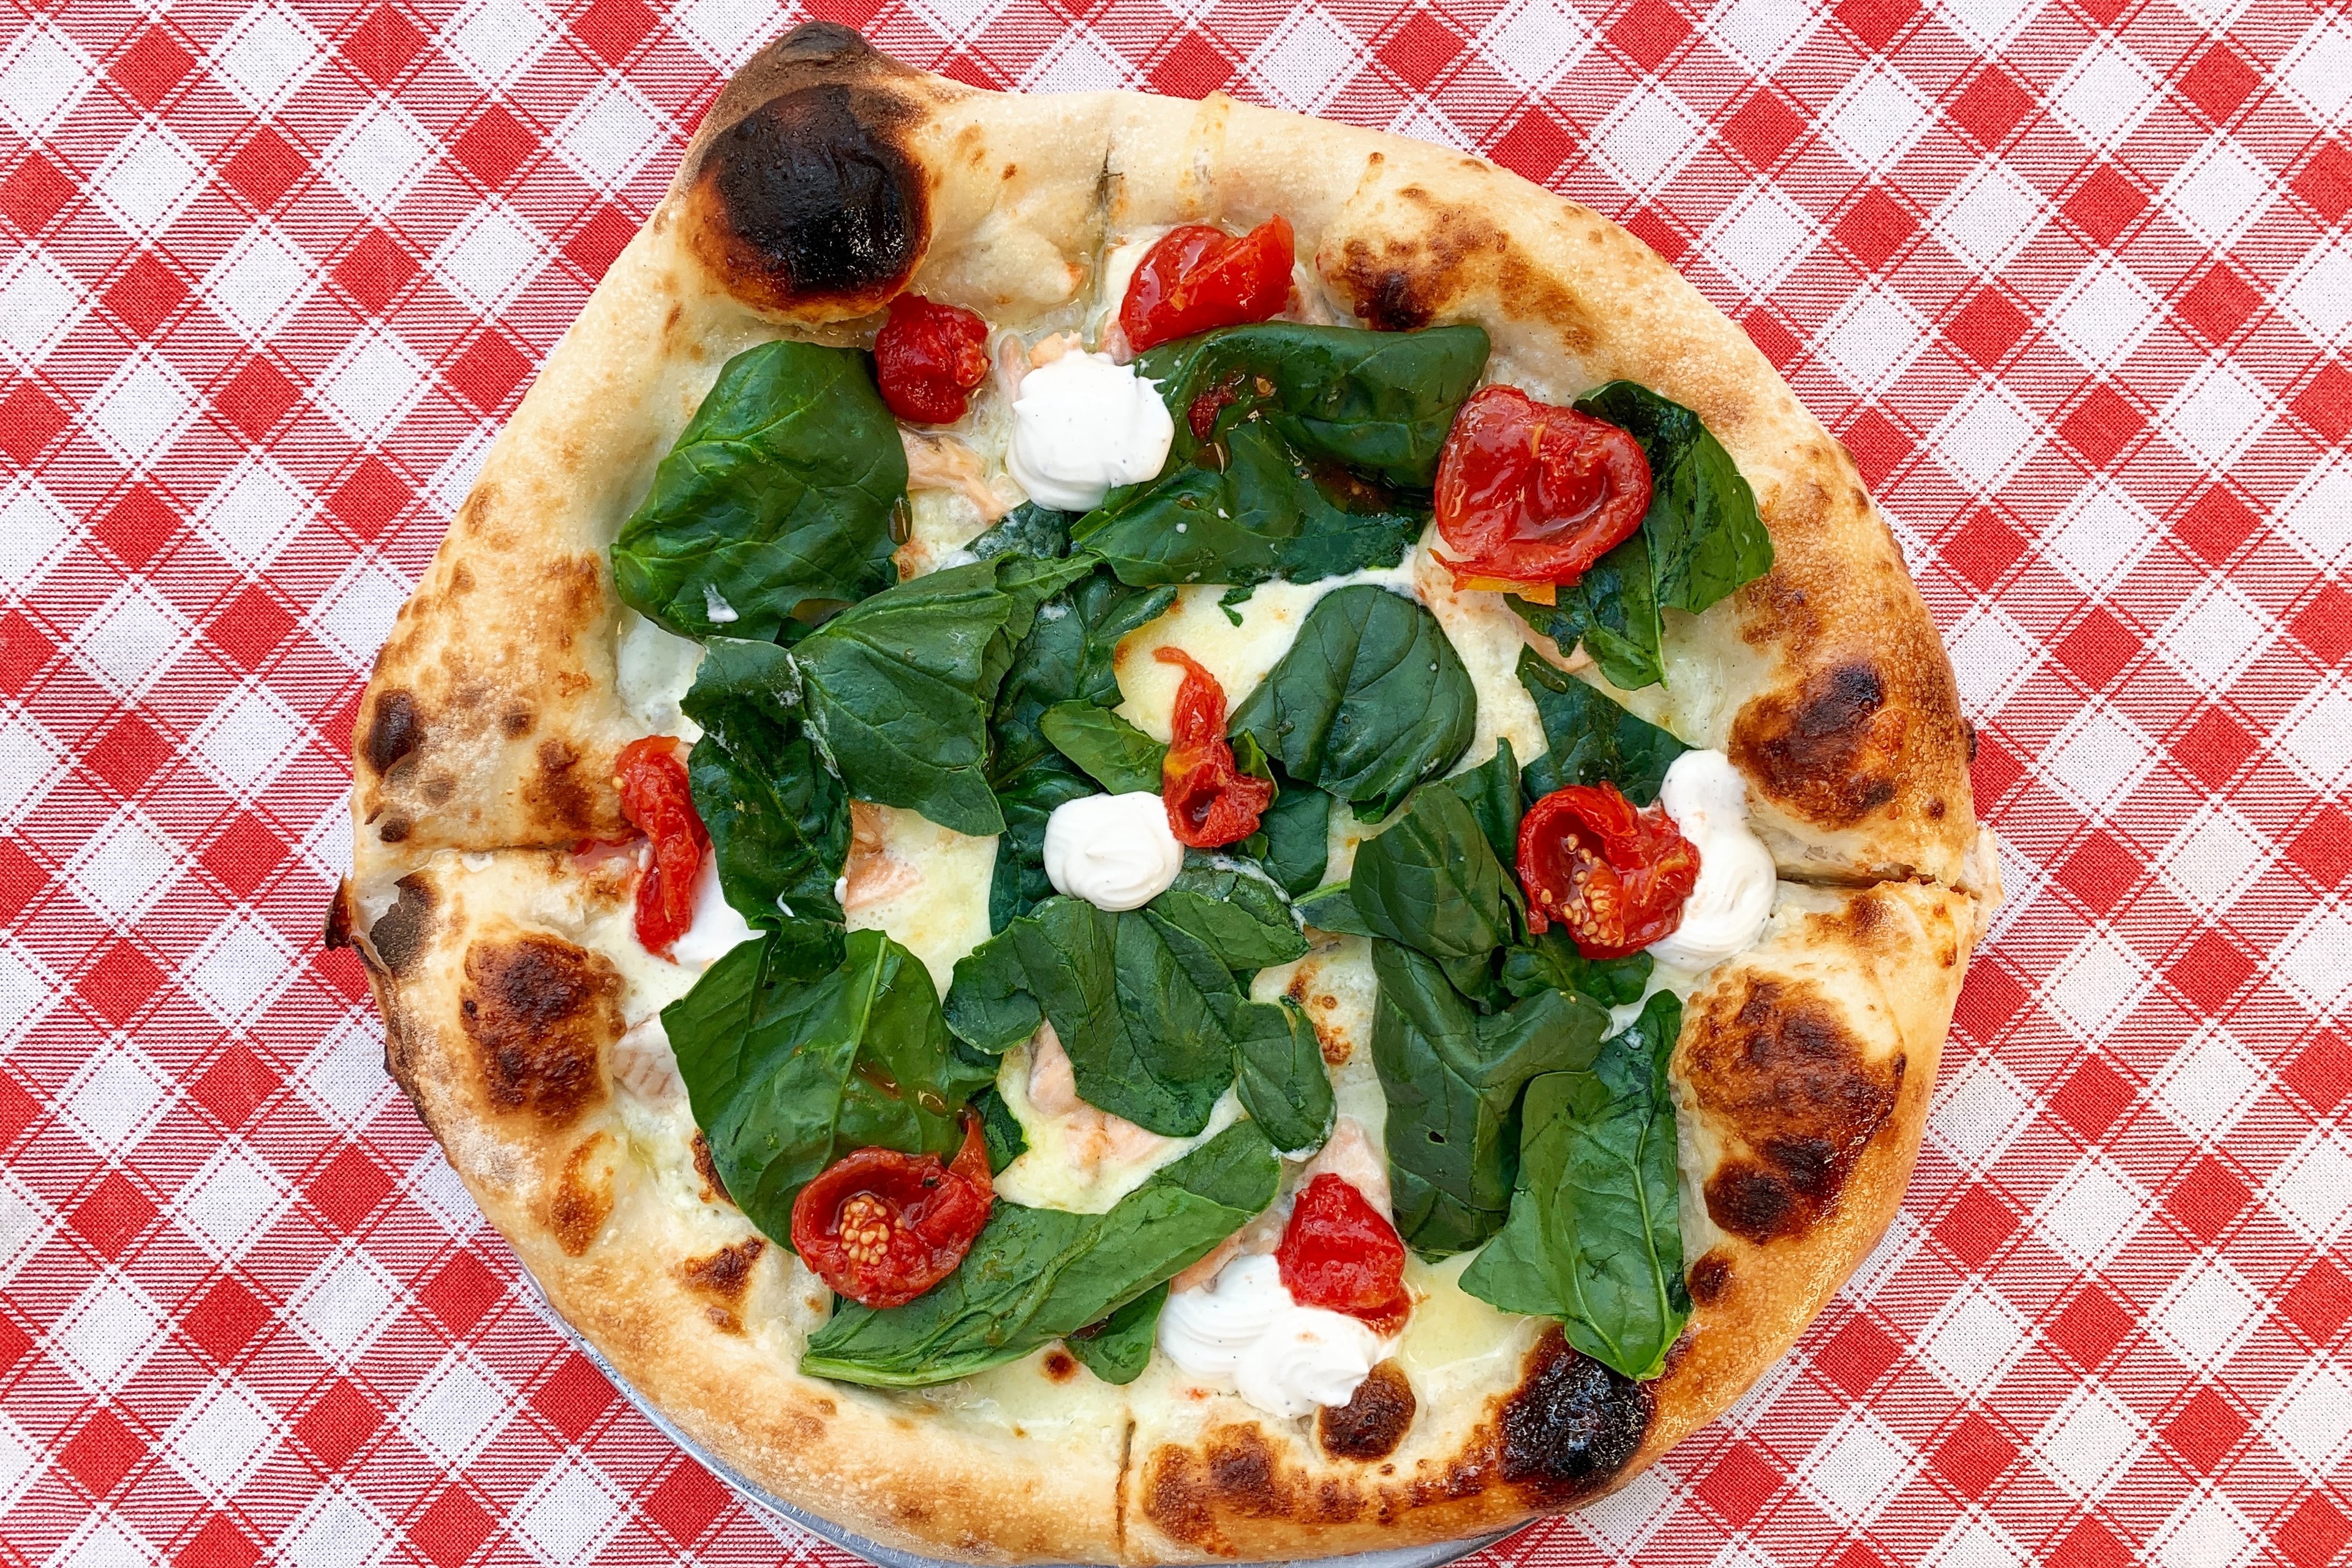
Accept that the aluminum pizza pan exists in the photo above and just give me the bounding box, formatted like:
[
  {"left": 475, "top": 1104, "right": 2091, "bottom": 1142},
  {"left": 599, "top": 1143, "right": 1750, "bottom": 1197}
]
[{"left": 548, "top": 1291, "right": 1510, "bottom": 1568}]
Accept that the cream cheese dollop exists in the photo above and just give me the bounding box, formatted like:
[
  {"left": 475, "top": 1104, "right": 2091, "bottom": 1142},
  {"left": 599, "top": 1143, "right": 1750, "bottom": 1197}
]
[
  {"left": 1042, "top": 792, "right": 1184, "bottom": 911},
  {"left": 1158, "top": 1254, "right": 1385, "bottom": 1419},
  {"left": 1646, "top": 748, "right": 1774, "bottom": 971},
  {"left": 1006, "top": 351, "right": 1174, "bottom": 511},
  {"left": 667, "top": 852, "right": 760, "bottom": 969}
]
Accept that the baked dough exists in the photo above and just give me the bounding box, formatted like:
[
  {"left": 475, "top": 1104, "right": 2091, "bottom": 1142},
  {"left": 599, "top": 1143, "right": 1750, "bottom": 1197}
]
[{"left": 339, "top": 24, "right": 1995, "bottom": 1562}]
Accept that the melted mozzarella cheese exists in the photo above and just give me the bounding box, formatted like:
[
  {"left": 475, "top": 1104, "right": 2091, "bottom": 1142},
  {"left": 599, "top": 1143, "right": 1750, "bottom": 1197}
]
[
  {"left": 993, "top": 1031, "right": 1243, "bottom": 1213},
  {"left": 840, "top": 805, "right": 997, "bottom": 995},
  {"left": 614, "top": 610, "right": 704, "bottom": 741}
]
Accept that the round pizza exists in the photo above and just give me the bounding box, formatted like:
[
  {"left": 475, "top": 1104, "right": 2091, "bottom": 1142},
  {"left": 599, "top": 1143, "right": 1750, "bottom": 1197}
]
[{"left": 334, "top": 23, "right": 2001, "bottom": 1564}]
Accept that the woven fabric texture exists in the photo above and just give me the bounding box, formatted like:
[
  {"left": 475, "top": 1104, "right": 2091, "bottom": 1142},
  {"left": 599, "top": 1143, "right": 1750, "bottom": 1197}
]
[{"left": 0, "top": 0, "right": 2345, "bottom": 1561}]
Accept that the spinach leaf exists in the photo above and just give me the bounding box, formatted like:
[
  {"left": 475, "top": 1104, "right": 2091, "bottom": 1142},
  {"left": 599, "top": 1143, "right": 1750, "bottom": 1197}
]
[
  {"left": 1446, "top": 739, "right": 1523, "bottom": 870},
  {"left": 989, "top": 760, "right": 1096, "bottom": 933},
  {"left": 1507, "top": 383, "right": 1772, "bottom": 692},
  {"left": 1499, "top": 935, "right": 1654, "bottom": 1009},
  {"left": 1517, "top": 649, "right": 1688, "bottom": 805},
  {"left": 974, "top": 1087, "right": 1027, "bottom": 1174},
  {"left": 1369, "top": 941, "right": 1609, "bottom": 1256},
  {"left": 944, "top": 899, "right": 1238, "bottom": 1136},
  {"left": 1575, "top": 382, "right": 1772, "bottom": 617},
  {"left": 1152, "top": 858, "right": 1310, "bottom": 974},
  {"left": 1145, "top": 324, "right": 1494, "bottom": 488},
  {"left": 682, "top": 638, "right": 849, "bottom": 927},
  {"left": 1229, "top": 586, "right": 1477, "bottom": 821},
  {"left": 1072, "top": 325, "right": 1490, "bottom": 593},
  {"left": 1349, "top": 783, "right": 1518, "bottom": 981},
  {"left": 795, "top": 555, "right": 1087, "bottom": 837},
  {"left": 1257, "top": 783, "right": 1332, "bottom": 897},
  {"left": 1065, "top": 1281, "right": 1167, "bottom": 1385},
  {"left": 1041, "top": 702, "right": 1165, "bottom": 794},
  {"left": 1295, "top": 883, "right": 1371, "bottom": 936},
  {"left": 1229, "top": 995, "right": 1335, "bottom": 1155},
  {"left": 667, "top": 927, "right": 994, "bottom": 1243},
  {"left": 1460, "top": 991, "right": 1689, "bottom": 1380},
  {"left": 801, "top": 1121, "right": 1280, "bottom": 1387},
  {"left": 612, "top": 341, "right": 905, "bottom": 642},
  {"left": 967, "top": 502, "right": 1074, "bottom": 563}
]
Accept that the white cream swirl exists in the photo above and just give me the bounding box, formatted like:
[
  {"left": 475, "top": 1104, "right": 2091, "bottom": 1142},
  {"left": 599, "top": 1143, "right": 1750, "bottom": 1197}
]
[
  {"left": 667, "top": 852, "right": 760, "bottom": 969},
  {"left": 1042, "top": 792, "right": 1184, "bottom": 911},
  {"left": 1158, "top": 1255, "right": 1386, "bottom": 1419},
  {"left": 1646, "top": 748, "right": 1774, "bottom": 972},
  {"left": 1006, "top": 350, "right": 1174, "bottom": 511}
]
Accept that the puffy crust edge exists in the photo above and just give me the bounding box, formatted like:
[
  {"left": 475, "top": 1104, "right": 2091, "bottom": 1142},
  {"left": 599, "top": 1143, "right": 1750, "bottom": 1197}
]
[{"left": 339, "top": 856, "right": 1129, "bottom": 1565}]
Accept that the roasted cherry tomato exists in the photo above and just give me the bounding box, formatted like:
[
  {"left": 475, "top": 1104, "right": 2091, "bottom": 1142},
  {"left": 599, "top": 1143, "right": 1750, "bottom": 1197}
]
[
  {"left": 1277, "top": 1175, "right": 1411, "bottom": 1333},
  {"left": 616, "top": 736, "right": 709, "bottom": 958},
  {"left": 791, "top": 1118, "right": 995, "bottom": 1310},
  {"left": 1434, "top": 385, "right": 1653, "bottom": 595},
  {"left": 1516, "top": 782, "right": 1700, "bottom": 959},
  {"left": 874, "top": 294, "right": 991, "bottom": 424},
  {"left": 1156, "top": 647, "right": 1273, "bottom": 848},
  {"left": 1118, "top": 216, "right": 1295, "bottom": 352}
]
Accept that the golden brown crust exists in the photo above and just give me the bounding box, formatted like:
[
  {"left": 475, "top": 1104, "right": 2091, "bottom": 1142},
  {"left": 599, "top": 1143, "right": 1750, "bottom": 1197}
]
[{"left": 345, "top": 24, "right": 1994, "bottom": 1562}]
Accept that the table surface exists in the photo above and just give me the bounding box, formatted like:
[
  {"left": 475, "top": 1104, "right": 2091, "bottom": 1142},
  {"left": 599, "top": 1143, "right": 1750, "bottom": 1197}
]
[{"left": 1, "top": 0, "right": 2345, "bottom": 1561}]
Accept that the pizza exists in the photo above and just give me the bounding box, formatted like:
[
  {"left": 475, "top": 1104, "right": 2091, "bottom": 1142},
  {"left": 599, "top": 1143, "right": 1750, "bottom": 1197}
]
[{"left": 334, "top": 23, "right": 2000, "bottom": 1564}]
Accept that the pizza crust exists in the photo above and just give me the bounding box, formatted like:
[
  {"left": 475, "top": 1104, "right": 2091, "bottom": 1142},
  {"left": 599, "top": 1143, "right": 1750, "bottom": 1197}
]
[{"left": 341, "top": 23, "right": 1997, "bottom": 1562}]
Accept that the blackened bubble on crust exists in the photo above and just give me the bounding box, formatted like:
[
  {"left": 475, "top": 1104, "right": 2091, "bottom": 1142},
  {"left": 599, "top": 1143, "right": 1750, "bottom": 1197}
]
[
  {"left": 364, "top": 690, "right": 421, "bottom": 778},
  {"left": 1498, "top": 1329, "right": 1650, "bottom": 1501},
  {"left": 1687, "top": 1250, "right": 1733, "bottom": 1306},
  {"left": 1730, "top": 661, "right": 1905, "bottom": 829},
  {"left": 368, "top": 875, "right": 435, "bottom": 979},
  {"left": 458, "top": 934, "right": 619, "bottom": 1127},
  {"left": 1319, "top": 1361, "right": 1416, "bottom": 1461},
  {"left": 692, "top": 82, "right": 924, "bottom": 314}
]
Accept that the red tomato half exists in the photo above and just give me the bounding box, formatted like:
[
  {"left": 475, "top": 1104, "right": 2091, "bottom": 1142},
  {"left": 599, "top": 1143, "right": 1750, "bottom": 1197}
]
[
  {"left": 1277, "top": 1175, "right": 1411, "bottom": 1333},
  {"left": 791, "top": 1119, "right": 995, "bottom": 1310},
  {"left": 874, "top": 295, "right": 991, "bottom": 424},
  {"left": 1156, "top": 647, "right": 1273, "bottom": 848},
  {"left": 1118, "top": 216, "right": 1296, "bottom": 353},
  {"left": 1434, "top": 385, "right": 1652, "bottom": 592},
  {"left": 1516, "top": 782, "right": 1701, "bottom": 959},
  {"left": 616, "top": 736, "right": 709, "bottom": 959}
]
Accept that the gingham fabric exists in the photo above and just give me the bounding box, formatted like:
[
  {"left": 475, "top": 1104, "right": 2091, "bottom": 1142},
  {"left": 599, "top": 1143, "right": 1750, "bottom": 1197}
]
[{"left": 0, "top": 0, "right": 2345, "bottom": 1557}]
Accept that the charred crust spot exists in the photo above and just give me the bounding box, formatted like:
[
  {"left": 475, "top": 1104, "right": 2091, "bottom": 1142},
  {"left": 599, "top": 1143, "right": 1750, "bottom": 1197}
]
[
  {"left": 692, "top": 1132, "right": 734, "bottom": 1207},
  {"left": 363, "top": 690, "right": 422, "bottom": 778},
  {"left": 1498, "top": 1328, "right": 1651, "bottom": 1500},
  {"left": 1686, "top": 977, "right": 1904, "bottom": 1245},
  {"left": 1142, "top": 1448, "right": 1221, "bottom": 1550},
  {"left": 1319, "top": 1361, "right": 1415, "bottom": 1461},
  {"left": 323, "top": 883, "right": 358, "bottom": 950},
  {"left": 457, "top": 934, "right": 619, "bottom": 1128},
  {"left": 1730, "top": 660, "right": 1907, "bottom": 828},
  {"left": 1042, "top": 1349, "right": 1079, "bottom": 1382},
  {"left": 549, "top": 1134, "right": 614, "bottom": 1256},
  {"left": 369, "top": 875, "right": 435, "bottom": 978},
  {"left": 1330, "top": 208, "right": 1507, "bottom": 333},
  {"left": 1687, "top": 1250, "right": 1733, "bottom": 1305},
  {"left": 1142, "top": 1426, "right": 1370, "bottom": 1548},
  {"left": 523, "top": 739, "right": 600, "bottom": 839},
  {"left": 680, "top": 1238, "right": 764, "bottom": 1300},
  {"left": 377, "top": 815, "right": 412, "bottom": 843},
  {"left": 500, "top": 704, "right": 533, "bottom": 739},
  {"left": 688, "top": 78, "right": 925, "bottom": 315}
]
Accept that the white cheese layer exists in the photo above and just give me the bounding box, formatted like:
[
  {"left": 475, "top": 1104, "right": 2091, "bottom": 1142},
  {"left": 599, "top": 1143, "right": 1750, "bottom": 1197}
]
[
  {"left": 1006, "top": 351, "right": 1173, "bottom": 510},
  {"left": 993, "top": 1031, "right": 1243, "bottom": 1213},
  {"left": 1042, "top": 791, "right": 1183, "bottom": 911},
  {"left": 1646, "top": 748, "right": 1774, "bottom": 972},
  {"left": 1158, "top": 1254, "right": 1387, "bottom": 1419},
  {"left": 614, "top": 609, "right": 704, "bottom": 741}
]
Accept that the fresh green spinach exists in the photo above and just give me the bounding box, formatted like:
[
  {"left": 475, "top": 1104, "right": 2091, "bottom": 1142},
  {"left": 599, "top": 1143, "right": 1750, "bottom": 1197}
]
[
  {"left": 1349, "top": 783, "right": 1519, "bottom": 995},
  {"left": 1256, "top": 783, "right": 1332, "bottom": 897},
  {"left": 1499, "top": 935, "right": 1654, "bottom": 1009},
  {"left": 1461, "top": 991, "right": 1689, "bottom": 1380},
  {"left": 612, "top": 341, "right": 905, "bottom": 642},
  {"left": 1229, "top": 993, "right": 1336, "bottom": 1155},
  {"left": 1072, "top": 325, "right": 1490, "bottom": 592},
  {"left": 666, "top": 927, "right": 994, "bottom": 1244},
  {"left": 794, "top": 555, "right": 1087, "bottom": 837},
  {"left": 1509, "top": 382, "right": 1772, "bottom": 692},
  {"left": 1229, "top": 586, "right": 1477, "bottom": 821},
  {"left": 1517, "top": 649, "right": 1688, "bottom": 805},
  {"left": 1041, "top": 702, "right": 1166, "bottom": 794},
  {"left": 801, "top": 1122, "right": 1280, "bottom": 1387},
  {"left": 682, "top": 638, "right": 849, "bottom": 928},
  {"left": 1368, "top": 941, "right": 1609, "bottom": 1256},
  {"left": 1065, "top": 1281, "right": 1167, "bottom": 1384},
  {"left": 1446, "top": 739, "right": 1524, "bottom": 870}
]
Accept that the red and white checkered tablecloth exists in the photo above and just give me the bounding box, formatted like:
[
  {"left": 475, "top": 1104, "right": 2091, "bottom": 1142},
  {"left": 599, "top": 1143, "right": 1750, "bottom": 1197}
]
[{"left": 1, "top": 0, "right": 2346, "bottom": 1556}]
